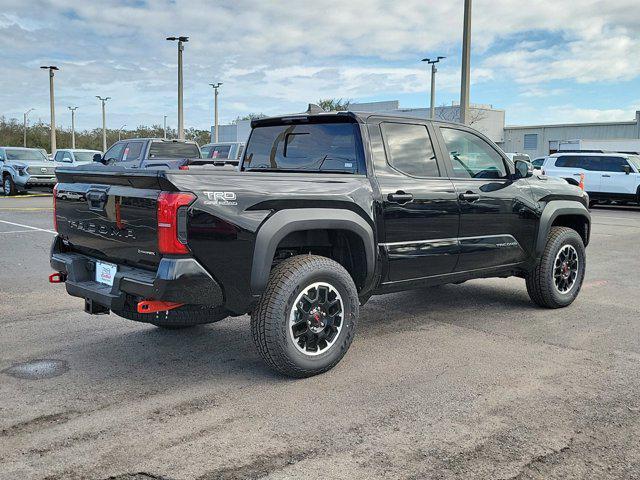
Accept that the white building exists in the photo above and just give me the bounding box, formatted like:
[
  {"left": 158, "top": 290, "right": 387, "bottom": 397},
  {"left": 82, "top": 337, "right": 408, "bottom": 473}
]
[{"left": 502, "top": 113, "right": 640, "bottom": 159}]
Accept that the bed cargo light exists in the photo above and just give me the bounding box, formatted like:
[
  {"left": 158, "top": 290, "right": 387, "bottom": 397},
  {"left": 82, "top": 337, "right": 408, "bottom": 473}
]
[{"left": 157, "top": 191, "right": 195, "bottom": 254}]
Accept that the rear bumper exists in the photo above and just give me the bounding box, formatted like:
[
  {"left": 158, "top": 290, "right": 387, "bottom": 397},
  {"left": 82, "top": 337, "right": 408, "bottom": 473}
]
[{"left": 50, "top": 237, "right": 224, "bottom": 311}]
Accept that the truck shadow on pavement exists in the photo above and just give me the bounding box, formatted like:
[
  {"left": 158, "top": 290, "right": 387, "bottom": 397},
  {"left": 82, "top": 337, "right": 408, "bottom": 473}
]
[{"left": 59, "top": 281, "right": 534, "bottom": 383}]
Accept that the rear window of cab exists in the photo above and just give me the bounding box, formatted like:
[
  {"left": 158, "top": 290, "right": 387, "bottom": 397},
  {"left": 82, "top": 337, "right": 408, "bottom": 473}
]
[{"left": 242, "top": 123, "right": 366, "bottom": 174}]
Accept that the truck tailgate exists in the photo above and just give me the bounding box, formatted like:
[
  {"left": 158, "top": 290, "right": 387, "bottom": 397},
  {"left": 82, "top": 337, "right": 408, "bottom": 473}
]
[{"left": 54, "top": 168, "right": 178, "bottom": 270}]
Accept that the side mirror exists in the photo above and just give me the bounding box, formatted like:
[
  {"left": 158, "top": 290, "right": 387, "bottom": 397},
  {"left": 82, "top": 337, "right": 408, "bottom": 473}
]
[
  {"left": 93, "top": 153, "right": 105, "bottom": 164},
  {"left": 623, "top": 164, "right": 632, "bottom": 175},
  {"left": 514, "top": 159, "right": 533, "bottom": 179}
]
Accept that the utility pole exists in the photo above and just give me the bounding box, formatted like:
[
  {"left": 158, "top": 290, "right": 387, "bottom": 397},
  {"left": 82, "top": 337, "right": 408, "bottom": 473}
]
[
  {"left": 118, "top": 124, "right": 126, "bottom": 141},
  {"left": 421, "top": 57, "right": 446, "bottom": 119},
  {"left": 96, "top": 96, "right": 111, "bottom": 152},
  {"left": 68, "top": 106, "right": 78, "bottom": 148},
  {"left": 23, "top": 108, "right": 34, "bottom": 147},
  {"left": 166, "top": 36, "right": 189, "bottom": 140},
  {"left": 209, "top": 82, "right": 222, "bottom": 142},
  {"left": 40, "top": 66, "right": 59, "bottom": 153},
  {"left": 459, "top": 0, "right": 472, "bottom": 125},
  {"left": 163, "top": 115, "right": 167, "bottom": 139}
]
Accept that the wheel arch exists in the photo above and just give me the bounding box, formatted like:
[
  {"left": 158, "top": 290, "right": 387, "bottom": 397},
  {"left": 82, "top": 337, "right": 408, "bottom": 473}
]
[
  {"left": 250, "top": 208, "right": 376, "bottom": 295},
  {"left": 537, "top": 201, "right": 591, "bottom": 254}
]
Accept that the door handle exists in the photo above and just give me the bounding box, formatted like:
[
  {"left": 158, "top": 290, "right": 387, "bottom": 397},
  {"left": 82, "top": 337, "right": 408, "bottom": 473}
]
[
  {"left": 387, "top": 191, "right": 413, "bottom": 204},
  {"left": 601, "top": 174, "right": 611, "bottom": 177},
  {"left": 459, "top": 191, "right": 480, "bottom": 202},
  {"left": 572, "top": 173, "right": 582, "bottom": 176}
]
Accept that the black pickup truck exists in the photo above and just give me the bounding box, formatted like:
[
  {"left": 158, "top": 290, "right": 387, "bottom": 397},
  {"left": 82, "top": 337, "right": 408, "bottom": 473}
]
[{"left": 50, "top": 112, "right": 590, "bottom": 377}]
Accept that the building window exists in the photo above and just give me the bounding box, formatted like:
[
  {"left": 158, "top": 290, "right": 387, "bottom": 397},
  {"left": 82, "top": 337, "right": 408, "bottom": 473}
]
[{"left": 523, "top": 134, "right": 538, "bottom": 150}]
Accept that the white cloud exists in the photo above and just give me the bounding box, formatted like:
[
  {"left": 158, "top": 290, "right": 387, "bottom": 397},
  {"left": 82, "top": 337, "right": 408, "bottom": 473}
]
[{"left": 1, "top": 0, "right": 640, "bottom": 130}]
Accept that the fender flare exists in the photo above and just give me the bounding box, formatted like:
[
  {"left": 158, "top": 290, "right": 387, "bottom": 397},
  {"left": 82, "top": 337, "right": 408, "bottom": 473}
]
[
  {"left": 536, "top": 200, "right": 591, "bottom": 254},
  {"left": 250, "top": 208, "right": 376, "bottom": 294}
]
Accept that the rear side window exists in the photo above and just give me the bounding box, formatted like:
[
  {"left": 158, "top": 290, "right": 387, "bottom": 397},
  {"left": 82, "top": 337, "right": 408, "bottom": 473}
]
[
  {"left": 243, "top": 123, "right": 364, "bottom": 173},
  {"left": 555, "top": 156, "right": 602, "bottom": 171},
  {"left": 148, "top": 142, "right": 201, "bottom": 159},
  {"left": 554, "top": 156, "right": 581, "bottom": 168},
  {"left": 121, "top": 142, "right": 143, "bottom": 162},
  {"left": 380, "top": 122, "right": 439, "bottom": 177}
]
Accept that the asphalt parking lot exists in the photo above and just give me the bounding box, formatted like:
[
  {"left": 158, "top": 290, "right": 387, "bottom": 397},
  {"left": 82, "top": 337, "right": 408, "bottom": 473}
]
[{"left": 1, "top": 194, "right": 639, "bottom": 480}]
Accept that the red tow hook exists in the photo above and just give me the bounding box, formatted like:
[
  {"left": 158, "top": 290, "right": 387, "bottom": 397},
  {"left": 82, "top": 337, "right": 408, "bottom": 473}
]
[
  {"left": 49, "top": 272, "right": 67, "bottom": 283},
  {"left": 137, "top": 300, "right": 184, "bottom": 314}
]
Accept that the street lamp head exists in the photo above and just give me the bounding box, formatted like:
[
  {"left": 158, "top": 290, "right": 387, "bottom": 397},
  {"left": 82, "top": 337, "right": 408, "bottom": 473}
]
[
  {"left": 421, "top": 58, "right": 430, "bottom": 63},
  {"left": 166, "top": 36, "right": 189, "bottom": 42},
  {"left": 209, "top": 82, "right": 223, "bottom": 89},
  {"left": 40, "top": 65, "right": 59, "bottom": 70},
  {"left": 437, "top": 56, "right": 447, "bottom": 61}
]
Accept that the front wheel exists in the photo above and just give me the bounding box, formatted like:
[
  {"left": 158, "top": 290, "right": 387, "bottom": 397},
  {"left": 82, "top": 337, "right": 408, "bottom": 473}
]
[
  {"left": 3, "top": 176, "right": 17, "bottom": 196},
  {"left": 251, "top": 255, "right": 359, "bottom": 378},
  {"left": 526, "top": 226, "right": 586, "bottom": 308}
]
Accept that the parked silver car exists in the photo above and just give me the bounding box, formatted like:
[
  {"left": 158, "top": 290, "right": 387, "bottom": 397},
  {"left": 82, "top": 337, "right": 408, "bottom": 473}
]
[
  {"left": 0, "top": 147, "right": 56, "bottom": 195},
  {"left": 53, "top": 149, "right": 102, "bottom": 166}
]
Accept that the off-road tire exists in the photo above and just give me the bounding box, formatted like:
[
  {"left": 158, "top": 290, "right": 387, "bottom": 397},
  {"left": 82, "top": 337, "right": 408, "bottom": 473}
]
[
  {"left": 251, "top": 255, "right": 359, "bottom": 378},
  {"left": 112, "top": 303, "right": 229, "bottom": 329},
  {"left": 526, "top": 226, "right": 586, "bottom": 308},
  {"left": 3, "top": 175, "right": 17, "bottom": 196}
]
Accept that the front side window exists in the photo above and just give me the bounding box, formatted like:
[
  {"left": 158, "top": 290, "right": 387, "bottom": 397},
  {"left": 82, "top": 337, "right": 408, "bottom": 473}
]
[
  {"left": 104, "top": 143, "right": 125, "bottom": 162},
  {"left": 441, "top": 128, "right": 508, "bottom": 179},
  {"left": 600, "top": 156, "right": 630, "bottom": 173},
  {"left": 380, "top": 123, "right": 439, "bottom": 177},
  {"left": 243, "top": 122, "right": 363, "bottom": 173}
]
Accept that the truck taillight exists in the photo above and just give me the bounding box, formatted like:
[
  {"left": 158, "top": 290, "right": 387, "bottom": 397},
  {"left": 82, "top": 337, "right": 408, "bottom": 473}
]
[
  {"left": 157, "top": 192, "right": 195, "bottom": 254},
  {"left": 53, "top": 184, "right": 58, "bottom": 232}
]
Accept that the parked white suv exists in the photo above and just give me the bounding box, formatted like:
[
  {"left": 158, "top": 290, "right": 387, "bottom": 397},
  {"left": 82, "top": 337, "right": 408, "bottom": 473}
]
[{"left": 542, "top": 152, "right": 640, "bottom": 205}]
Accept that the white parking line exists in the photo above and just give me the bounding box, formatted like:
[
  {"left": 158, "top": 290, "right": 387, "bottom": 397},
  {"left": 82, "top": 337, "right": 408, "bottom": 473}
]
[
  {"left": 0, "top": 230, "right": 47, "bottom": 234},
  {"left": 0, "top": 219, "right": 56, "bottom": 234}
]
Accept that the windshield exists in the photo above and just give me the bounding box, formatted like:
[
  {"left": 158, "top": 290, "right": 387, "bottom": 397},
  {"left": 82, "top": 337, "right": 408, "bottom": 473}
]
[
  {"left": 5, "top": 149, "right": 48, "bottom": 163},
  {"left": 627, "top": 156, "right": 640, "bottom": 171},
  {"left": 243, "top": 122, "right": 364, "bottom": 173},
  {"left": 148, "top": 142, "right": 201, "bottom": 159},
  {"left": 74, "top": 151, "right": 100, "bottom": 163}
]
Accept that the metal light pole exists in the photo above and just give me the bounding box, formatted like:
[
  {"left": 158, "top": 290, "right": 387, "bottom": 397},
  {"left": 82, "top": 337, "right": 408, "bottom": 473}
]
[
  {"left": 96, "top": 96, "right": 111, "bottom": 152},
  {"left": 166, "top": 36, "right": 189, "bottom": 140},
  {"left": 23, "top": 108, "right": 34, "bottom": 147},
  {"left": 40, "top": 66, "right": 59, "bottom": 153},
  {"left": 421, "top": 57, "right": 446, "bottom": 119},
  {"left": 68, "top": 106, "right": 78, "bottom": 148},
  {"left": 118, "top": 124, "right": 126, "bottom": 141},
  {"left": 460, "top": 0, "right": 472, "bottom": 125},
  {"left": 163, "top": 115, "right": 167, "bottom": 139},
  {"left": 209, "top": 82, "right": 222, "bottom": 142}
]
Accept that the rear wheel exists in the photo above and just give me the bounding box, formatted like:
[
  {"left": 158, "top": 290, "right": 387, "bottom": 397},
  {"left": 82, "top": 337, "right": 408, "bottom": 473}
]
[
  {"left": 111, "top": 303, "right": 229, "bottom": 329},
  {"left": 3, "top": 176, "right": 17, "bottom": 196},
  {"left": 526, "top": 226, "right": 586, "bottom": 308},
  {"left": 251, "top": 255, "right": 358, "bottom": 378}
]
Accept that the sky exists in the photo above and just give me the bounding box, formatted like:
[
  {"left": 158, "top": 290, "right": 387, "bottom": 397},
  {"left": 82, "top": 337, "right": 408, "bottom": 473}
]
[{"left": 1, "top": 0, "right": 640, "bottom": 132}]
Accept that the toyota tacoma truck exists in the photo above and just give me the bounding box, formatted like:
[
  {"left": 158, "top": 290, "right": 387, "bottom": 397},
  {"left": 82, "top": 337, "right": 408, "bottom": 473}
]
[
  {"left": 1, "top": 147, "right": 56, "bottom": 195},
  {"left": 50, "top": 112, "right": 591, "bottom": 377}
]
